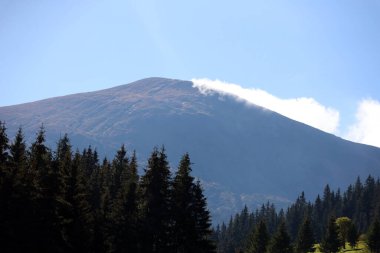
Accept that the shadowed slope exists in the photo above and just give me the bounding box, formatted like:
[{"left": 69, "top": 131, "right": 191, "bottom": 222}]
[{"left": 1, "top": 77, "right": 380, "bottom": 222}]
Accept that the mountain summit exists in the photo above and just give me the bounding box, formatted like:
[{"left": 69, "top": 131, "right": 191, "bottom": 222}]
[{"left": 1, "top": 77, "right": 380, "bottom": 222}]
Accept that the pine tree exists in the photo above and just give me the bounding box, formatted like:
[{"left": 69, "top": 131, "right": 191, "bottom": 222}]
[
  {"left": 30, "top": 127, "right": 66, "bottom": 252},
  {"left": 8, "top": 128, "right": 39, "bottom": 251},
  {"left": 312, "top": 194, "right": 324, "bottom": 241},
  {"left": 286, "top": 192, "right": 309, "bottom": 240},
  {"left": 267, "top": 221, "right": 293, "bottom": 253},
  {"left": 245, "top": 220, "right": 269, "bottom": 253},
  {"left": 0, "top": 121, "right": 8, "bottom": 165},
  {"left": 321, "top": 217, "right": 341, "bottom": 253},
  {"left": 53, "top": 134, "right": 72, "bottom": 242},
  {"left": 347, "top": 223, "right": 358, "bottom": 249},
  {"left": 193, "top": 180, "right": 216, "bottom": 253},
  {"left": 367, "top": 219, "right": 380, "bottom": 253},
  {"left": 172, "top": 153, "right": 197, "bottom": 252},
  {"left": 0, "top": 122, "right": 11, "bottom": 250},
  {"left": 93, "top": 158, "right": 113, "bottom": 253},
  {"left": 64, "top": 151, "right": 94, "bottom": 252},
  {"left": 111, "top": 150, "right": 139, "bottom": 253},
  {"left": 110, "top": 144, "right": 129, "bottom": 199},
  {"left": 295, "top": 217, "right": 314, "bottom": 253},
  {"left": 139, "top": 147, "right": 172, "bottom": 253}
]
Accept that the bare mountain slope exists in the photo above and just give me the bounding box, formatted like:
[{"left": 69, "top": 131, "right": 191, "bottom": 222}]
[{"left": 1, "top": 77, "right": 380, "bottom": 222}]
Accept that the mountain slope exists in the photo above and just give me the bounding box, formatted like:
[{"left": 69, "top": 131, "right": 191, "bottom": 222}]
[{"left": 1, "top": 77, "right": 380, "bottom": 222}]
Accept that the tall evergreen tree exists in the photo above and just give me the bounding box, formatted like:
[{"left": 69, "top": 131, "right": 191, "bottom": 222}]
[
  {"left": 92, "top": 158, "right": 113, "bottom": 253},
  {"left": 347, "top": 223, "right": 358, "bottom": 249},
  {"left": 193, "top": 180, "right": 216, "bottom": 253},
  {"left": 139, "top": 147, "right": 172, "bottom": 253},
  {"left": 64, "top": 151, "right": 94, "bottom": 252},
  {"left": 367, "top": 219, "right": 380, "bottom": 253},
  {"left": 295, "top": 217, "right": 314, "bottom": 253},
  {"left": 0, "top": 121, "right": 8, "bottom": 165},
  {"left": 172, "top": 153, "right": 197, "bottom": 252},
  {"left": 111, "top": 150, "right": 139, "bottom": 253},
  {"left": 30, "top": 127, "right": 66, "bottom": 252},
  {"left": 8, "top": 128, "right": 39, "bottom": 251},
  {"left": 110, "top": 144, "right": 129, "bottom": 199},
  {"left": 0, "top": 123, "right": 11, "bottom": 251},
  {"left": 267, "top": 221, "right": 293, "bottom": 253},
  {"left": 245, "top": 220, "right": 269, "bottom": 253},
  {"left": 320, "top": 217, "right": 341, "bottom": 253}
]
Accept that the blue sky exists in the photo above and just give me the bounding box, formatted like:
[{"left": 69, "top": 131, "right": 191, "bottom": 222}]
[{"left": 1, "top": 0, "right": 380, "bottom": 146}]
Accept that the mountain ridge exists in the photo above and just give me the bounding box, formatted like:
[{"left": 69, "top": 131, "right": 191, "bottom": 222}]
[{"left": 1, "top": 77, "right": 380, "bottom": 223}]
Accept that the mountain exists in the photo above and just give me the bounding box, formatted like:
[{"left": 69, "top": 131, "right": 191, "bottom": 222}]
[{"left": 1, "top": 77, "right": 380, "bottom": 222}]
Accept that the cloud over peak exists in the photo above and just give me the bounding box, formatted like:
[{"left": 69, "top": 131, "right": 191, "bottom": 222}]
[
  {"left": 192, "top": 78, "right": 340, "bottom": 134},
  {"left": 345, "top": 99, "right": 380, "bottom": 148}
]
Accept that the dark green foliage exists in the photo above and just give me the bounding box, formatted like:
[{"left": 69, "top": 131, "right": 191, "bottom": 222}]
[
  {"left": 193, "top": 180, "right": 216, "bottom": 252},
  {"left": 245, "top": 220, "right": 269, "bottom": 253},
  {"left": 335, "top": 216, "right": 352, "bottom": 249},
  {"left": 172, "top": 153, "right": 197, "bottom": 252},
  {"left": 30, "top": 127, "right": 66, "bottom": 252},
  {"left": 295, "top": 217, "right": 314, "bottom": 253},
  {"left": 0, "top": 121, "right": 8, "bottom": 164},
  {"left": 0, "top": 125, "right": 214, "bottom": 253},
  {"left": 110, "top": 149, "right": 139, "bottom": 253},
  {"left": 267, "top": 221, "right": 293, "bottom": 253},
  {"left": 0, "top": 122, "right": 11, "bottom": 250},
  {"left": 216, "top": 175, "right": 380, "bottom": 253},
  {"left": 139, "top": 147, "right": 172, "bottom": 252},
  {"left": 347, "top": 223, "right": 358, "bottom": 249},
  {"left": 367, "top": 219, "right": 380, "bottom": 253},
  {"left": 63, "top": 151, "right": 94, "bottom": 252},
  {"left": 286, "top": 192, "right": 312, "bottom": 240},
  {"left": 320, "top": 217, "right": 341, "bottom": 253}
]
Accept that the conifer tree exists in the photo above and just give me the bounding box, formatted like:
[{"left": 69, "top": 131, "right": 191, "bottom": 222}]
[
  {"left": 110, "top": 144, "right": 129, "bottom": 199},
  {"left": 321, "top": 217, "right": 341, "bottom": 253},
  {"left": 8, "top": 128, "right": 39, "bottom": 251},
  {"left": 92, "top": 158, "right": 113, "bottom": 253},
  {"left": 193, "top": 180, "right": 216, "bottom": 252},
  {"left": 0, "top": 122, "right": 11, "bottom": 250},
  {"left": 267, "top": 221, "right": 293, "bottom": 253},
  {"left": 53, "top": 134, "right": 72, "bottom": 233},
  {"left": 367, "top": 219, "right": 380, "bottom": 253},
  {"left": 295, "top": 217, "right": 314, "bottom": 253},
  {"left": 111, "top": 150, "right": 139, "bottom": 253},
  {"left": 64, "top": 151, "right": 94, "bottom": 252},
  {"left": 31, "top": 127, "right": 66, "bottom": 252},
  {"left": 245, "top": 220, "right": 269, "bottom": 253},
  {"left": 172, "top": 153, "right": 197, "bottom": 252},
  {"left": 139, "top": 147, "right": 172, "bottom": 252},
  {"left": 347, "top": 223, "right": 358, "bottom": 249},
  {"left": 0, "top": 121, "right": 8, "bottom": 165}
]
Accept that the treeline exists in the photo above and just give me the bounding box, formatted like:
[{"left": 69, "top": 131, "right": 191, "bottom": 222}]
[
  {"left": 0, "top": 122, "right": 215, "bottom": 253},
  {"left": 215, "top": 176, "right": 380, "bottom": 252}
]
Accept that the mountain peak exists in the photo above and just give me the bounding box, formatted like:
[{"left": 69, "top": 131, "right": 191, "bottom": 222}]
[
  {"left": 103, "top": 77, "right": 192, "bottom": 94},
  {"left": 1, "top": 77, "right": 380, "bottom": 223}
]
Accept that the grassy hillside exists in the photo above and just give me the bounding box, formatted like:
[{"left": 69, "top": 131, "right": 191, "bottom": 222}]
[{"left": 314, "top": 241, "right": 368, "bottom": 253}]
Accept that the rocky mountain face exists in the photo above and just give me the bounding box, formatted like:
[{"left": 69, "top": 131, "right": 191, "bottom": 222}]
[{"left": 1, "top": 77, "right": 380, "bottom": 223}]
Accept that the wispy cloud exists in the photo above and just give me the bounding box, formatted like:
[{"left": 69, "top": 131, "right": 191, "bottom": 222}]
[
  {"left": 345, "top": 99, "right": 380, "bottom": 147},
  {"left": 191, "top": 78, "right": 340, "bottom": 134}
]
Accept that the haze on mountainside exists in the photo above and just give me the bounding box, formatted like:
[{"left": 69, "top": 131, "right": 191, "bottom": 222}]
[{"left": 1, "top": 77, "right": 380, "bottom": 222}]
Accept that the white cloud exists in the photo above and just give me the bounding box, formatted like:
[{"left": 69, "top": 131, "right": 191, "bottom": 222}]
[
  {"left": 191, "top": 78, "right": 340, "bottom": 134},
  {"left": 345, "top": 99, "right": 380, "bottom": 147}
]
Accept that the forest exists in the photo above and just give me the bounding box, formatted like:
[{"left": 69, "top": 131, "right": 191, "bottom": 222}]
[
  {"left": 1, "top": 121, "right": 380, "bottom": 253},
  {"left": 0, "top": 122, "right": 214, "bottom": 253},
  {"left": 214, "top": 174, "right": 380, "bottom": 253}
]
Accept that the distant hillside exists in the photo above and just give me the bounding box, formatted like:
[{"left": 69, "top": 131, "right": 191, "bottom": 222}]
[{"left": 1, "top": 77, "right": 380, "bottom": 222}]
